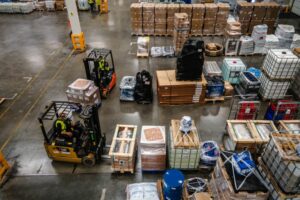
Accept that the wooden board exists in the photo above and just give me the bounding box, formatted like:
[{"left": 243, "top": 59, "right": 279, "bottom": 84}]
[
  {"left": 278, "top": 120, "right": 300, "bottom": 135},
  {"left": 171, "top": 119, "right": 200, "bottom": 148},
  {"left": 0, "top": 98, "right": 4, "bottom": 105},
  {"left": 250, "top": 120, "right": 278, "bottom": 144},
  {"left": 227, "top": 120, "right": 260, "bottom": 145},
  {"left": 156, "top": 180, "right": 164, "bottom": 200}
]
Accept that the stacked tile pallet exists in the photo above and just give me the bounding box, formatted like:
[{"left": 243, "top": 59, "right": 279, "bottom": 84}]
[
  {"left": 169, "top": 119, "right": 201, "bottom": 169},
  {"left": 156, "top": 70, "right": 207, "bottom": 105},
  {"left": 173, "top": 13, "right": 190, "bottom": 54},
  {"left": 143, "top": 3, "right": 155, "bottom": 35},
  {"left": 259, "top": 49, "right": 300, "bottom": 100},
  {"left": 259, "top": 133, "right": 300, "bottom": 199},
  {"left": 215, "top": 3, "right": 230, "bottom": 35},
  {"left": 140, "top": 126, "right": 166, "bottom": 171},
  {"left": 130, "top": 3, "right": 143, "bottom": 35},
  {"left": 167, "top": 4, "right": 179, "bottom": 36},
  {"left": 190, "top": 4, "right": 205, "bottom": 36},
  {"left": 236, "top": 1, "right": 280, "bottom": 35},
  {"left": 154, "top": 4, "right": 167, "bottom": 35},
  {"left": 203, "top": 3, "right": 217, "bottom": 35}
]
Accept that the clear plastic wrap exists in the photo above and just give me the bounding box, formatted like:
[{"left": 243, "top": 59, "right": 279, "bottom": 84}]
[{"left": 126, "top": 182, "right": 159, "bottom": 200}]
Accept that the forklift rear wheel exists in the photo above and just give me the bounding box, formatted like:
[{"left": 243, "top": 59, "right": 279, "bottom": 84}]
[{"left": 82, "top": 154, "right": 96, "bottom": 167}]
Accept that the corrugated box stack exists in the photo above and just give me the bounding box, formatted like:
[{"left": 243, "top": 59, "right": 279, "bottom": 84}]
[
  {"left": 215, "top": 3, "right": 230, "bottom": 35},
  {"left": 263, "top": 34, "right": 279, "bottom": 54},
  {"left": 154, "top": 4, "right": 167, "bottom": 35},
  {"left": 169, "top": 119, "right": 201, "bottom": 169},
  {"left": 130, "top": 3, "right": 143, "bottom": 35},
  {"left": 236, "top": 1, "right": 253, "bottom": 34},
  {"left": 203, "top": 3, "right": 217, "bottom": 35},
  {"left": 248, "top": 2, "right": 266, "bottom": 33},
  {"left": 66, "top": 78, "right": 101, "bottom": 105},
  {"left": 239, "top": 36, "right": 254, "bottom": 55},
  {"left": 190, "top": 4, "right": 205, "bottom": 36},
  {"left": 252, "top": 24, "right": 268, "bottom": 54},
  {"left": 260, "top": 133, "right": 300, "bottom": 196},
  {"left": 143, "top": 3, "right": 155, "bottom": 35},
  {"left": 156, "top": 70, "right": 207, "bottom": 105},
  {"left": 173, "top": 13, "right": 190, "bottom": 54},
  {"left": 167, "top": 4, "right": 180, "bottom": 36},
  {"left": 275, "top": 24, "right": 295, "bottom": 49},
  {"left": 140, "top": 126, "right": 166, "bottom": 171},
  {"left": 180, "top": 4, "right": 193, "bottom": 22},
  {"left": 263, "top": 2, "right": 280, "bottom": 34},
  {"left": 109, "top": 124, "right": 137, "bottom": 174},
  {"left": 224, "top": 20, "right": 242, "bottom": 56},
  {"left": 259, "top": 49, "right": 300, "bottom": 99},
  {"left": 55, "top": 0, "right": 64, "bottom": 11}
]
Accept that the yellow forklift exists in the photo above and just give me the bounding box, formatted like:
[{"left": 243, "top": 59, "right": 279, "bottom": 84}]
[
  {"left": 0, "top": 151, "right": 11, "bottom": 187},
  {"left": 38, "top": 101, "right": 106, "bottom": 166}
]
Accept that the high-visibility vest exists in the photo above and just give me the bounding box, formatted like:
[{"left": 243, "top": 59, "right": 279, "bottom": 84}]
[
  {"left": 99, "top": 59, "right": 110, "bottom": 71},
  {"left": 55, "top": 119, "right": 66, "bottom": 131},
  {"left": 88, "top": 0, "right": 94, "bottom": 4}
]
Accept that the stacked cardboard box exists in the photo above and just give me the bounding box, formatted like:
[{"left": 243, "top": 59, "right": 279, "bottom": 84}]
[
  {"left": 140, "top": 126, "right": 166, "bottom": 171},
  {"left": 156, "top": 70, "right": 207, "bottom": 105},
  {"left": 190, "top": 4, "right": 205, "bottom": 35},
  {"left": 167, "top": 4, "right": 180, "bottom": 36},
  {"left": 203, "top": 3, "right": 217, "bottom": 35},
  {"left": 215, "top": 3, "right": 230, "bottom": 35},
  {"left": 224, "top": 21, "right": 241, "bottom": 56},
  {"left": 263, "top": 2, "right": 280, "bottom": 34},
  {"left": 173, "top": 13, "right": 190, "bottom": 54},
  {"left": 130, "top": 3, "right": 143, "bottom": 35},
  {"left": 143, "top": 3, "right": 155, "bottom": 35},
  {"left": 249, "top": 2, "right": 267, "bottom": 33},
  {"left": 154, "top": 4, "right": 167, "bottom": 35},
  {"left": 55, "top": 0, "right": 64, "bottom": 11},
  {"left": 180, "top": 4, "right": 193, "bottom": 21},
  {"left": 236, "top": 1, "right": 253, "bottom": 34}
]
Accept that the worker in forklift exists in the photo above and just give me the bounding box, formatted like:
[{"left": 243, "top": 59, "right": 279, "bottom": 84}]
[
  {"left": 99, "top": 58, "right": 111, "bottom": 88},
  {"left": 54, "top": 113, "right": 73, "bottom": 138}
]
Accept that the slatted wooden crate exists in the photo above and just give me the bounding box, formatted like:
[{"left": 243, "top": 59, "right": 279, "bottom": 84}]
[
  {"left": 156, "top": 70, "right": 207, "bottom": 105},
  {"left": 109, "top": 124, "right": 138, "bottom": 174},
  {"left": 169, "top": 119, "right": 201, "bottom": 169},
  {"left": 261, "top": 133, "right": 300, "bottom": 193},
  {"left": 257, "top": 157, "right": 300, "bottom": 200},
  {"left": 210, "top": 157, "right": 269, "bottom": 200},
  {"left": 225, "top": 120, "right": 262, "bottom": 153},
  {"left": 278, "top": 120, "right": 300, "bottom": 135}
]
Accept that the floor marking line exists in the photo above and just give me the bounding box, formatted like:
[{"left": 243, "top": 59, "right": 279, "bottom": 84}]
[
  {"left": 0, "top": 49, "right": 75, "bottom": 152},
  {"left": 100, "top": 188, "right": 106, "bottom": 200},
  {"left": 0, "top": 46, "right": 64, "bottom": 120}
]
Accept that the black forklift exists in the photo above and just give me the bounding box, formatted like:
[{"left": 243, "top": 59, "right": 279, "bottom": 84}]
[
  {"left": 83, "top": 48, "right": 117, "bottom": 98},
  {"left": 38, "top": 101, "right": 106, "bottom": 167}
]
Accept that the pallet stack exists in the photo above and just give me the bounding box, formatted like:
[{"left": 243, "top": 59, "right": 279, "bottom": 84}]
[
  {"left": 180, "top": 4, "right": 193, "bottom": 22},
  {"left": 130, "top": 3, "right": 143, "bottom": 35},
  {"left": 173, "top": 13, "right": 190, "bottom": 54},
  {"left": 259, "top": 133, "right": 300, "bottom": 199},
  {"left": 140, "top": 126, "right": 166, "bottom": 171},
  {"left": 167, "top": 4, "right": 180, "bottom": 36},
  {"left": 190, "top": 4, "right": 205, "bottom": 36},
  {"left": 109, "top": 124, "right": 137, "bottom": 174},
  {"left": 259, "top": 49, "right": 300, "bottom": 100},
  {"left": 236, "top": 1, "right": 253, "bottom": 35},
  {"left": 55, "top": 0, "right": 64, "bottom": 11},
  {"left": 215, "top": 3, "right": 230, "bottom": 35},
  {"left": 154, "top": 4, "right": 167, "bottom": 35},
  {"left": 143, "top": 3, "right": 155, "bottom": 35},
  {"left": 169, "top": 119, "right": 201, "bottom": 169},
  {"left": 249, "top": 3, "right": 267, "bottom": 34},
  {"left": 203, "top": 3, "right": 217, "bottom": 35},
  {"left": 156, "top": 70, "right": 207, "bottom": 105},
  {"left": 263, "top": 2, "right": 281, "bottom": 34}
]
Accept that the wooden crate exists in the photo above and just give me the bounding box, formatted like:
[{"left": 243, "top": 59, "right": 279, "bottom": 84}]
[
  {"left": 210, "top": 157, "right": 268, "bottom": 200},
  {"left": 261, "top": 133, "right": 300, "bottom": 193},
  {"left": 278, "top": 120, "right": 300, "bottom": 135},
  {"left": 250, "top": 120, "right": 278, "bottom": 144},
  {"left": 226, "top": 120, "right": 262, "bottom": 153},
  {"left": 171, "top": 120, "right": 200, "bottom": 148},
  {"left": 156, "top": 70, "right": 207, "bottom": 105},
  {"left": 109, "top": 124, "right": 138, "bottom": 173},
  {"left": 257, "top": 157, "right": 300, "bottom": 200}
]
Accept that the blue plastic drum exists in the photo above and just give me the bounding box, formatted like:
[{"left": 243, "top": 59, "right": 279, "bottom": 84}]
[{"left": 163, "top": 169, "right": 185, "bottom": 200}]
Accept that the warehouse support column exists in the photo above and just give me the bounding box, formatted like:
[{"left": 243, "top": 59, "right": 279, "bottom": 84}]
[{"left": 66, "top": 0, "right": 86, "bottom": 51}]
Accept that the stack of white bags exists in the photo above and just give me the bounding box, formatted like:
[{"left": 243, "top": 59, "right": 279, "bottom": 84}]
[
  {"left": 263, "top": 34, "right": 279, "bottom": 54},
  {"left": 0, "top": 2, "right": 34, "bottom": 13},
  {"left": 275, "top": 24, "right": 295, "bottom": 49},
  {"left": 239, "top": 36, "right": 254, "bottom": 55},
  {"left": 252, "top": 24, "right": 268, "bottom": 54}
]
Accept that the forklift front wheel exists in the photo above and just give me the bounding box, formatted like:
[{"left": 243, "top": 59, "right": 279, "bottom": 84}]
[{"left": 82, "top": 154, "right": 96, "bottom": 167}]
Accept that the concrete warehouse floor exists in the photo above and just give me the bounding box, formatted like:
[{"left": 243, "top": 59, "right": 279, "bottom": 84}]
[{"left": 0, "top": 1, "right": 299, "bottom": 199}]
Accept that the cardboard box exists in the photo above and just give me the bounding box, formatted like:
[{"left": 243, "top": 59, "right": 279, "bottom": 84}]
[
  {"left": 252, "top": 2, "right": 267, "bottom": 20},
  {"left": 263, "top": 19, "right": 276, "bottom": 34},
  {"left": 248, "top": 19, "right": 263, "bottom": 33},
  {"left": 265, "top": 2, "right": 280, "bottom": 19},
  {"left": 167, "top": 4, "right": 180, "bottom": 18},
  {"left": 192, "top": 4, "right": 205, "bottom": 19},
  {"left": 236, "top": 1, "right": 253, "bottom": 21},
  {"left": 205, "top": 3, "right": 218, "bottom": 19}
]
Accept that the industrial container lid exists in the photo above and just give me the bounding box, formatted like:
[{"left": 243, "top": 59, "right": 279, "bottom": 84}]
[
  {"left": 163, "top": 169, "right": 184, "bottom": 188},
  {"left": 269, "top": 49, "right": 299, "bottom": 59},
  {"left": 223, "top": 58, "right": 246, "bottom": 67}
]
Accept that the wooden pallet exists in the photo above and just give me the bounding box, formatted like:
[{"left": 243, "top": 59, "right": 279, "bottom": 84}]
[
  {"left": 0, "top": 98, "right": 5, "bottom": 105},
  {"left": 137, "top": 52, "right": 149, "bottom": 58},
  {"left": 131, "top": 32, "right": 155, "bottom": 36},
  {"left": 156, "top": 180, "right": 164, "bottom": 200},
  {"left": 205, "top": 96, "right": 225, "bottom": 103},
  {"left": 202, "top": 33, "right": 224, "bottom": 37},
  {"left": 261, "top": 69, "right": 294, "bottom": 81},
  {"left": 171, "top": 119, "right": 200, "bottom": 148}
]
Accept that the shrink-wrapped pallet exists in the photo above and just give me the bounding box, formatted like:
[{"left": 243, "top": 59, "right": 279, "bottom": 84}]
[
  {"left": 239, "top": 36, "right": 254, "bottom": 55},
  {"left": 275, "top": 24, "right": 295, "bottom": 49},
  {"left": 251, "top": 24, "right": 268, "bottom": 54},
  {"left": 263, "top": 35, "right": 279, "bottom": 54},
  {"left": 131, "top": 3, "right": 143, "bottom": 35}
]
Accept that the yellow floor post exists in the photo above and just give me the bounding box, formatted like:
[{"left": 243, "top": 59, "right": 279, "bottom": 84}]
[
  {"left": 0, "top": 152, "right": 10, "bottom": 182},
  {"left": 71, "top": 32, "right": 86, "bottom": 51}
]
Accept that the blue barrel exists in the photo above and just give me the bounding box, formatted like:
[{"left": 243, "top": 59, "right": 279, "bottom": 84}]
[{"left": 163, "top": 169, "right": 184, "bottom": 200}]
